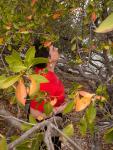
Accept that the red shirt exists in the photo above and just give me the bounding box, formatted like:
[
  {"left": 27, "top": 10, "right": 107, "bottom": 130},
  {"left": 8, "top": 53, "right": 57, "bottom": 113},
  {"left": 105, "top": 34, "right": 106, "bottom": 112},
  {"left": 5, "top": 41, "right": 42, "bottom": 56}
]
[{"left": 30, "top": 67, "right": 65, "bottom": 112}]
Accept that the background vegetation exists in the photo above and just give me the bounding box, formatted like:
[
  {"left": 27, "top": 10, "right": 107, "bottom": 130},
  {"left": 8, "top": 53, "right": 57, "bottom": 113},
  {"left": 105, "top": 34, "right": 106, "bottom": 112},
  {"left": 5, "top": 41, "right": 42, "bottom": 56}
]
[{"left": 0, "top": 0, "right": 113, "bottom": 149}]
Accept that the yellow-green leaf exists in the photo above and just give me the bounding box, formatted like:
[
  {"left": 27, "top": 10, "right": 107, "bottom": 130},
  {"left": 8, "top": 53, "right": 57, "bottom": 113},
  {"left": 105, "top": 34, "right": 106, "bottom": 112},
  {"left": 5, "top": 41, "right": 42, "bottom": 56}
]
[
  {"left": 63, "top": 101, "right": 74, "bottom": 114},
  {"left": 71, "top": 44, "right": 76, "bottom": 51},
  {"left": 25, "top": 46, "right": 35, "bottom": 67},
  {"left": 63, "top": 124, "right": 74, "bottom": 137},
  {"left": 95, "top": 13, "right": 113, "bottom": 33},
  {"left": 89, "top": 122, "right": 95, "bottom": 135},
  {"left": 79, "top": 117, "right": 87, "bottom": 136},
  {"left": 0, "top": 75, "right": 20, "bottom": 89},
  {"left": 5, "top": 50, "right": 22, "bottom": 66},
  {"left": 10, "top": 64, "right": 27, "bottom": 72},
  {"left": 44, "top": 102, "right": 53, "bottom": 115},
  {"left": 30, "top": 74, "right": 48, "bottom": 84},
  {"left": 86, "top": 104, "right": 96, "bottom": 124}
]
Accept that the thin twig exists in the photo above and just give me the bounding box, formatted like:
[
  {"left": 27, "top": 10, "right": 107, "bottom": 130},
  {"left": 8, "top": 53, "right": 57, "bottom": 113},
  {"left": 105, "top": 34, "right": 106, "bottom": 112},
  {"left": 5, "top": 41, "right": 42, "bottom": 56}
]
[{"left": 0, "top": 114, "right": 36, "bottom": 126}]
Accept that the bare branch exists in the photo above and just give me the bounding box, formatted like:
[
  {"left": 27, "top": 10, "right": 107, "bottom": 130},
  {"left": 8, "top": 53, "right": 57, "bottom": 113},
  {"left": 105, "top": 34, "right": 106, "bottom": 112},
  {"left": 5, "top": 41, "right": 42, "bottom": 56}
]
[
  {"left": 44, "top": 125, "right": 55, "bottom": 150},
  {"left": 8, "top": 117, "right": 62, "bottom": 150},
  {"left": 0, "top": 114, "right": 35, "bottom": 126},
  {"left": 8, "top": 121, "right": 48, "bottom": 149}
]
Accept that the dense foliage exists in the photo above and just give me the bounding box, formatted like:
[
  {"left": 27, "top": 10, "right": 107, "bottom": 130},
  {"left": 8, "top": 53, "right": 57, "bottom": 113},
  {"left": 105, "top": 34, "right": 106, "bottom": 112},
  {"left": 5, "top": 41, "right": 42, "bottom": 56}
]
[{"left": 0, "top": 0, "right": 113, "bottom": 149}]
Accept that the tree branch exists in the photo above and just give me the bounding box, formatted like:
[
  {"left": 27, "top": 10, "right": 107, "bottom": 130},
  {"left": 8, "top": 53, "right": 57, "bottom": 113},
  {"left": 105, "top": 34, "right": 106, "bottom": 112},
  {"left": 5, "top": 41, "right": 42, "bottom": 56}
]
[
  {"left": 0, "top": 109, "right": 22, "bottom": 130},
  {"left": 44, "top": 125, "right": 55, "bottom": 150},
  {"left": 8, "top": 117, "right": 62, "bottom": 150}
]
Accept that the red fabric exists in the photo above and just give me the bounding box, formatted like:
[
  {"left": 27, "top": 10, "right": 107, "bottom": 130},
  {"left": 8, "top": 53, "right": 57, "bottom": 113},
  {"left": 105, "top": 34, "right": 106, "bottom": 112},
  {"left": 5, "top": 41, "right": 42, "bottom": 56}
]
[{"left": 30, "top": 68, "right": 65, "bottom": 112}]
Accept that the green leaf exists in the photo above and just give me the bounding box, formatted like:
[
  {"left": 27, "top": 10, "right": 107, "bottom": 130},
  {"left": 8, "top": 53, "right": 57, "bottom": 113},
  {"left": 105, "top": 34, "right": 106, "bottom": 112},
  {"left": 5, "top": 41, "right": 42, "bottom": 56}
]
[
  {"left": 31, "top": 57, "right": 48, "bottom": 67},
  {"left": 44, "top": 102, "right": 53, "bottom": 115},
  {"left": 95, "top": 13, "right": 113, "bottom": 33},
  {"left": 63, "top": 101, "right": 74, "bottom": 114},
  {"left": 79, "top": 117, "right": 87, "bottom": 136},
  {"left": 5, "top": 52, "right": 26, "bottom": 72},
  {"left": 29, "top": 114, "right": 37, "bottom": 124},
  {"left": 5, "top": 50, "right": 22, "bottom": 66},
  {"left": 0, "top": 137, "right": 8, "bottom": 150},
  {"left": 5, "top": 55, "right": 13, "bottom": 65},
  {"left": 5, "top": 50, "right": 25, "bottom": 73},
  {"left": 104, "top": 128, "right": 113, "bottom": 143},
  {"left": 25, "top": 46, "right": 35, "bottom": 67},
  {"left": 31, "top": 74, "right": 48, "bottom": 84},
  {"left": 0, "top": 75, "right": 20, "bottom": 89},
  {"left": 86, "top": 104, "right": 96, "bottom": 124},
  {"left": 89, "top": 122, "right": 95, "bottom": 136},
  {"left": 12, "top": 50, "right": 22, "bottom": 61},
  {"left": 10, "top": 64, "right": 27, "bottom": 72},
  {"left": 63, "top": 124, "right": 74, "bottom": 137}
]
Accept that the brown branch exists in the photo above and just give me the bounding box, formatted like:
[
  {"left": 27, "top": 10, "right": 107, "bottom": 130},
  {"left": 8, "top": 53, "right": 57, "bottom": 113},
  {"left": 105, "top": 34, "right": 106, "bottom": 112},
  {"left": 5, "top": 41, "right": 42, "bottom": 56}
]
[
  {"left": 8, "top": 115, "right": 83, "bottom": 150},
  {"left": 8, "top": 120, "right": 48, "bottom": 149},
  {"left": 8, "top": 117, "right": 62, "bottom": 150},
  {"left": 0, "top": 107, "right": 83, "bottom": 150}
]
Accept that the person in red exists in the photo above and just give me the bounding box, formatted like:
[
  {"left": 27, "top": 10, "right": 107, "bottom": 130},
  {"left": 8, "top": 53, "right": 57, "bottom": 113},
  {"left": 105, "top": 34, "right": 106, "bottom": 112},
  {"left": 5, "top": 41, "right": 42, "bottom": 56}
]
[
  {"left": 16, "top": 39, "right": 65, "bottom": 149},
  {"left": 16, "top": 39, "right": 65, "bottom": 119},
  {"left": 27, "top": 39, "right": 65, "bottom": 120}
]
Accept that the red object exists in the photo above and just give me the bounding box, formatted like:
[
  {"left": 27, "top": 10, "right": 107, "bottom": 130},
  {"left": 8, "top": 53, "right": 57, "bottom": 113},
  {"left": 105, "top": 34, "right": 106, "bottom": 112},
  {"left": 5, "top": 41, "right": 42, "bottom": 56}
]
[
  {"left": 91, "top": 12, "right": 97, "bottom": 22},
  {"left": 30, "top": 68, "right": 65, "bottom": 112}
]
